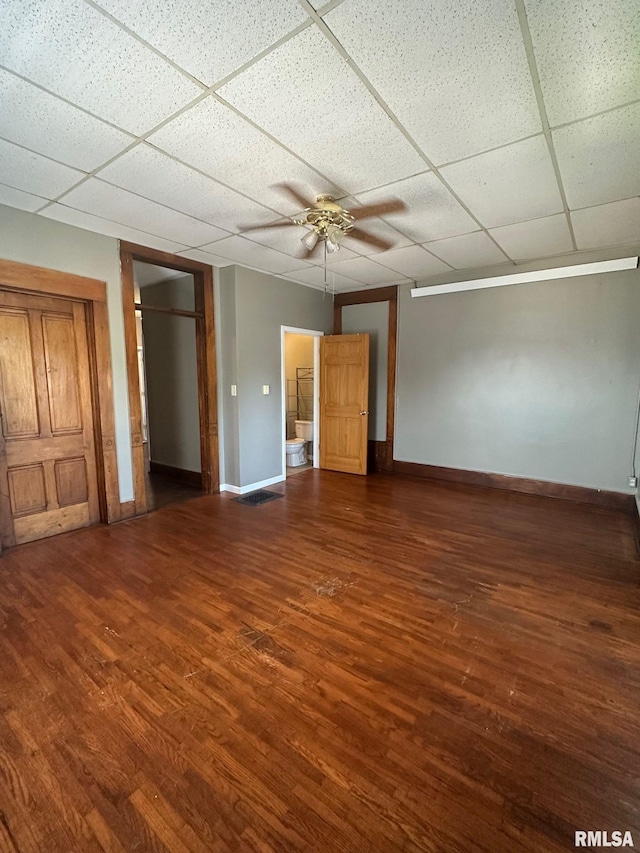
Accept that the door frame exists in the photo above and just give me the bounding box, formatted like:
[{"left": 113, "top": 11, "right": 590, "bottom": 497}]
[
  {"left": 0, "top": 258, "right": 122, "bottom": 555},
  {"left": 280, "top": 326, "right": 324, "bottom": 478},
  {"left": 333, "top": 285, "right": 398, "bottom": 472},
  {"left": 120, "top": 242, "right": 219, "bottom": 516}
]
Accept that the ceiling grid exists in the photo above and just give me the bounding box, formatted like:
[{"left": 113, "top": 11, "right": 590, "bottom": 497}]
[
  {"left": 0, "top": 0, "right": 637, "bottom": 291},
  {"left": 513, "top": 0, "right": 578, "bottom": 251},
  {"left": 298, "top": 0, "right": 514, "bottom": 264}
]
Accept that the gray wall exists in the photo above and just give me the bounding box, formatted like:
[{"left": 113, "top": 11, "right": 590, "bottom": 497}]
[
  {"left": 0, "top": 204, "right": 133, "bottom": 500},
  {"left": 342, "top": 301, "right": 389, "bottom": 442},
  {"left": 3, "top": 204, "right": 638, "bottom": 501},
  {"left": 221, "top": 266, "right": 333, "bottom": 488},
  {"left": 218, "top": 266, "right": 240, "bottom": 487},
  {"left": 395, "top": 268, "right": 640, "bottom": 493},
  {"left": 142, "top": 276, "right": 201, "bottom": 472}
]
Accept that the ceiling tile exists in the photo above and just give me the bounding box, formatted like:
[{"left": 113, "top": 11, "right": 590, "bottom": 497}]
[
  {"left": 355, "top": 173, "right": 477, "bottom": 242},
  {"left": 571, "top": 199, "right": 640, "bottom": 250},
  {"left": 99, "top": 143, "right": 275, "bottom": 232},
  {"left": 424, "top": 231, "right": 509, "bottom": 269},
  {"left": 525, "top": 0, "right": 640, "bottom": 126},
  {"left": 327, "top": 256, "right": 409, "bottom": 285},
  {"left": 238, "top": 223, "right": 309, "bottom": 257},
  {"left": 283, "top": 265, "right": 364, "bottom": 291},
  {"left": 0, "top": 69, "right": 132, "bottom": 172},
  {"left": 218, "top": 27, "right": 425, "bottom": 193},
  {"left": 325, "top": 0, "right": 541, "bottom": 164},
  {"left": 176, "top": 248, "right": 234, "bottom": 267},
  {"left": 0, "top": 139, "right": 84, "bottom": 198},
  {"left": 441, "top": 135, "right": 563, "bottom": 228},
  {"left": 373, "top": 245, "right": 451, "bottom": 278},
  {"left": 489, "top": 214, "right": 573, "bottom": 260},
  {"left": 94, "top": 0, "right": 308, "bottom": 86},
  {"left": 0, "top": 0, "right": 201, "bottom": 135},
  {"left": 148, "top": 98, "right": 337, "bottom": 216},
  {"left": 0, "top": 183, "right": 47, "bottom": 213},
  {"left": 553, "top": 103, "right": 640, "bottom": 209},
  {"left": 59, "top": 178, "right": 226, "bottom": 246},
  {"left": 40, "top": 203, "right": 189, "bottom": 253},
  {"left": 197, "top": 235, "right": 308, "bottom": 274}
]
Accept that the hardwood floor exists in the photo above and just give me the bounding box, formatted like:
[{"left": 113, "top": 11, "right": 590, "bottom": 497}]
[
  {"left": 144, "top": 471, "right": 203, "bottom": 513},
  {"left": 0, "top": 470, "right": 639, "bottom": 852}
]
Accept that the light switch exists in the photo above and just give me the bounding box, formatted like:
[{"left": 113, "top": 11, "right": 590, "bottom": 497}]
[
  {"left": 231, "top": 385, "right": 237, "bottom": 396},
  {"left": 263, "top": 385, "right": 270, "bottom": 395}
]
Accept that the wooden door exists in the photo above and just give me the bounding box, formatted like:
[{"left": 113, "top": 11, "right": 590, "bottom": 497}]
[
  {"left": 0, "top": 290, "right": 100, "bottom": 547},
  {"left": 320, "top": 333, "right": 370, "bottom": 475}
]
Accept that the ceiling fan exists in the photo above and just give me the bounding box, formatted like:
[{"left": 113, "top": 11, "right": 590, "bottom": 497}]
[{"left": 241, "top": 183, "right": 407, "bottom": 259}]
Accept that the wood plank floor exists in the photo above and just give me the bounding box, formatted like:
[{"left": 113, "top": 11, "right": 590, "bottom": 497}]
[
  {"left": 1, "top": 470, "right": 639, "bottom": 852},
  {"left": 145, "top": 472, "right": 203, "bottom": 513}
]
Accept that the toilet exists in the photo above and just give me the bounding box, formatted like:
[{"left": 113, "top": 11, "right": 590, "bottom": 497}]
[{"left": 286, "top": 420, "right": 313, "bottom": 467}]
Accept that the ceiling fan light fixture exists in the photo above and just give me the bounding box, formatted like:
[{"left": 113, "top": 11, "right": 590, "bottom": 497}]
[
  {"left": 301, "top": 229, "right": 319, "bottom": 251},
  {"left": 326, "top": 224, "right": 345, "bottom": 252}
]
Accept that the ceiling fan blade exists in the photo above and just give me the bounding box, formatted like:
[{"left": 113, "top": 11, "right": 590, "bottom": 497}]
[
  {"left": 350, "top": 198, "right": 407, "bottom": 220},
  {"left": 274, "top": 182, "right": 316, "bottom": 211},
  {"left": 239, "top": 219, "right": 297, "bottom": 232},
  {"left": 347, "top": 227, "right": 394, "bottom": 251}
]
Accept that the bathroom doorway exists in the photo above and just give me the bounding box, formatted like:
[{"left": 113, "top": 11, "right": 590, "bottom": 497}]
[{"left": 281, "top": 326, "right": 323, "bottom": 478}]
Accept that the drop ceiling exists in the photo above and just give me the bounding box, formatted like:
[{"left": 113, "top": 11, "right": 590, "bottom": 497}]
[{"left": 0, "top": 0, "right": 638, "bottom": 293}]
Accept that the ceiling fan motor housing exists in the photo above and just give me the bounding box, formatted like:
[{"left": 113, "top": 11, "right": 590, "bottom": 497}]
[{"left": 302, "top": 195, "right": 354, "bottom": 236}]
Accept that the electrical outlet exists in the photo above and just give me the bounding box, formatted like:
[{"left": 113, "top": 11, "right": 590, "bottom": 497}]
[
  {"left": 230, "top": 385, "right": 237, "bottom": 397},
  {"left": 263, "top": 385, "right": 270, "bottom": 395},
  {"left": 628, "top": 476, "right": 637, "bottom": 488}
]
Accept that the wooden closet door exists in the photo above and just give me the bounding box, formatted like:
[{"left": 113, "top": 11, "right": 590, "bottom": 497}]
[{"left": 0, "top": 290, "right": 100, "bottom": 547}]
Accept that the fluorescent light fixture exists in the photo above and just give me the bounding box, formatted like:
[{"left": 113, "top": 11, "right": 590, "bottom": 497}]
[{"left": 410, "top": 256, "right": 639, "bottom": 298}]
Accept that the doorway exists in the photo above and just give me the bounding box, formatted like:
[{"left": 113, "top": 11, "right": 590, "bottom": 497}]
[
  {"left": 333, "top": 286, "right": 398, "bottom": 472},
  {"left": 121, "top": 243, "right": 219, "bottom": 517},
  {"left": 281, "top": 326, "right": 323, "bottom": 478},
  {"left": 133, "top": 261, "right": 203, "bottom": 512}
]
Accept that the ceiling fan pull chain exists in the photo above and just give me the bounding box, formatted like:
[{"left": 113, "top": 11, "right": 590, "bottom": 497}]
[{"left": 324, "top": 241, "right": 328, "bottom": 295}]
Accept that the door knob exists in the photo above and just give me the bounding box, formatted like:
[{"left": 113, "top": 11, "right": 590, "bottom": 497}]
[{"left": 360, "top": 410, "right": 369, "bottom": 415}]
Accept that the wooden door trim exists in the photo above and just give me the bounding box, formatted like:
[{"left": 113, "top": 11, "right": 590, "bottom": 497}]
[
  {"left": 0, "top": 258, "right": 107, "bottom": 302},
  {"left": 119, "top": 242, "right": 219, "bottom": 517},
  {"left": 333, "top": 286, "right": 398, "bottom": 472},
  {"left": 0, "top": 258, "right": 121, "bottom": 528}
]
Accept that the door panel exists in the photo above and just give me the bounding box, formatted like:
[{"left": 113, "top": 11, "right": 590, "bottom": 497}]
[
  {"left": 42, "top": 313, "right": 83, "bottom": 434},
  {"left": 55, "top": 457, "right": 89, "bottom": 507},
  {"left": 0, "top": 310, "right": 39, "bottom": 437},
  {"left": 0, "top": 291, "right": 100, "bottom": 547},
  {"left": 320, "top": 333, "right": 369, "bottom": 475},
  {"left": 8, "top": 463, "right": 46, "bottom": 516}
]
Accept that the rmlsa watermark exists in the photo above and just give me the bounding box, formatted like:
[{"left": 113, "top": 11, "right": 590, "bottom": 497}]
[{"left": 575, "top": 830, "right": 634, "bottom": 847}]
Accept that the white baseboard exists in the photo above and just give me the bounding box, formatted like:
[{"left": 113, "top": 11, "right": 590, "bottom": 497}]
[
  {"left": 219, "top": 484, "right": 241, "bottom": 494},
  {"left": 220, "top": 474, "right": 285, "bottom": 496}
]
